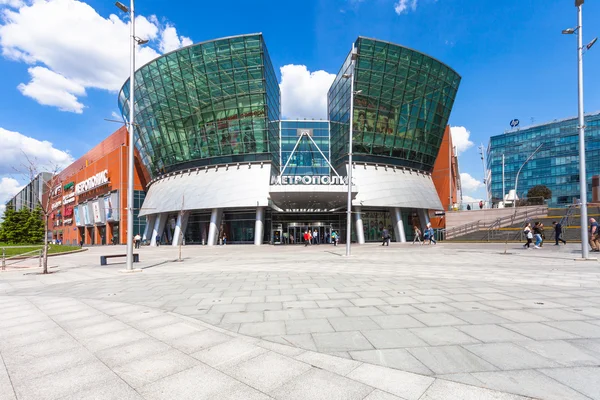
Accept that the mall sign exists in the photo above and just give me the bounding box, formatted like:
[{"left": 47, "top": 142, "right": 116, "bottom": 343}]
[
  {"left": 75, "top": 170, "right": 109, "bottom": 195},
  {"left": 270, "top": 175, "right": 349, "bottom": 185}
]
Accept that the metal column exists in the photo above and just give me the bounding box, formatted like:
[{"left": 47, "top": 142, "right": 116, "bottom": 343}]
[
  {"left": 207, "top": 208, "right": 223, "bottom": 246},
  {"left": 254, "top": 207, "right": 265, "bottom": 246},
  {"left": 150, "top": 213, "right": 167, "bottom": 246},
  {"left": 354, "top": 206, "right": 365, "bottom": 244},
  {"left": 392, "top": 208, "right": 407, "bottom": 243},
  {"left": 172, "top": 211, "right": 190, "bottom": 247}
]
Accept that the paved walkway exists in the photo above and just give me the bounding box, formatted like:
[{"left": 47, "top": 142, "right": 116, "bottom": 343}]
[{"left": 1, "top": 242, "right": 600, "bottom": 399}]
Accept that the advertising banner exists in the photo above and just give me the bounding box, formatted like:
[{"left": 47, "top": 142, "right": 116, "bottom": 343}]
[
  {"left": 82, "top": 204, "right": 91, "bottom": 225},
  {"left": 104, "top": 196, "right": 114, "bottom": 221},
  {"left": 74, "top": 206, "right": 81, "bottom": 226},
  {"left": 92, "top": 201, "right": 102, "bottom": 224}
]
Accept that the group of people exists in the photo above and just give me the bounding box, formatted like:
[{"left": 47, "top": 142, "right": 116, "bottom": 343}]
[
  {"left": 303, "top": 230, "right": 338, "bottom": 246},
  {"left": 523, "top": 221, "right": 567, "bottom": 249},
  {"left": 411, "top": 223, "right": 437, "bottom": 245}
]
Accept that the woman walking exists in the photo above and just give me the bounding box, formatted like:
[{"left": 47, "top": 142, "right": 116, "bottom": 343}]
[
  {"left": 523, "top": 223, "right": 533, "bottom": 249},
  {"left": 533, "top": 222, "right": 543, "bottom": 249},
  {"left": 413, "top": 226, "right": 422, "bottom": 245}
]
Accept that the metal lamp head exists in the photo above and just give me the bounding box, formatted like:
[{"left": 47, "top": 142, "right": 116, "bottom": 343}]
[
  {"left": 562, "top": 28, "right": 576, "bottom": 34},
  {"left": 587, "top": 37, "right": 598, "bottom": 50},
  {"left": 115, "top": 1, "right": 129, "bottom": 13}
]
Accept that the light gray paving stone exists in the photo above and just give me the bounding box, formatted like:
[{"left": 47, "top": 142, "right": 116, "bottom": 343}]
[
  {"left": 95, "top": 338, "right": 171, "bottom": 368},
  {"left": 381, "top": 296, "right": 420, "bottom": 305},
  {"left": 166, "top": 329, "right": 233, "bottom": 353},
  {"left": 239, "top": 321, "right": 286, "bottom": 336},
  {"left": 192, "top": 337, "right": 267, "bottom": 369},
  {"left": 317, "top": 299, "right": 355, "bottom": 308},
  {"left": 70, "top": 320, "right": 131, "bottom": 339},
  {"left": 371, "top": 315, "right": 425, "bottom": 329},
  {"left": 79, "top": 328, "right": 149, "bottom": 352},
  {"left": 245, "top": 302, "right": 283, "bottom": 312},
  {"left": 420, "top": 378, "right": 532, "bottom": 400},
  {"left": 407, "top": 345, "right": 498, "bottom": 375},
  {"left": 523, "top": 308, "right": 589, "bottom": 321},
  {"left": 232, "top": 296, "right": 266, "bottom": 304},
  {"left": 513, "top": 299, "right": 569, "bottom": 309},
  {"left": 519, "top": 340, "right": 600, "bottom": 366},
  {"left": 413, "top": 295, "right": 450, "bottom": 303},
  {"left": 0, "top": 334, "right": 81, "bottom": 364},
  {"left": 0, "top": 320, "right": 58, "bottom": 340},
  {"left": 481, "top": 300, "right": 526, "bottom": 310},
  {"left": 350, "top": 349, "right": 432, "bottom": 375},
  {"left": 129, "top": 314, "right": 186, "bottom": 330},
  {"left": 350, "top": 297, "right": 388, "bottom": 307},
  {"left": 265, "top": 309, "right": 305, "bottom": 321},
  {"left": 58, "top": 378, "right": 145, "bottom": 400},
  {"left": 285, "top": 318, "right": 334, "bottom": 334},
  {"left": 500, "top": 322, "right": 579, "bottom": 340},
  {"left": 539, "top": 366, "right": 600, "bottom": 400},
  {"left": 251, "top": 290, "right": 280, "bottom": 296},
  {"left": 450, "top": 311, "right": 512, "bottom": 325},
  {"left": 544, "top": 320, "right": 600, "bottom": 338},
  {"left": 146, "top": 321, "right": 205, "bottom": 341},
  {"left": 346, "top": 363, "right": 435, "bottom": 400},
  {"left": 0, "top": 355, "right": 16, "bottom": 400},
  {"left": 138, "top": 363, "right": 269, "bottom": 400},
  {"left": 270, "top": 368, "right": 373, "bottom": 400},
  {"left": 362, "top": 389, "right": 404, "bottom": 400},
  {"left": 341, "top": 306, "right": 385, "bottom": 317},
  {"left": 376, "top": 305, "right": 421, "bottom": 315},
  {"left": 410, "top": 327, "right": 480, "bottom": 346},
  {"left": 283, "top": 300, "right": 319, "bottom": 309},
  {"left": 447, "top": 301, "right": 497, "bottom": 311},
  {"left": 225, "top": 351, "right": 311, "bottom": 393},
  {"left": 361, "top": 329, "right": 428, "bottom": 348},
  {"left": 294, "top": 350, "right": 362, "bottom": 376},
  {"left": 455, "top": 324, "right": 532, "bottom": 343},
  {"left": 222, "top": 311, "right": 264, "bottom": 324},
  {"left": 254, "top": 338, "right": 307, "bottom": 357},
  {"left": 298, "top": 293, "right": 330, "bottom": 301},
  {"left": 435, "top": 373, "right": 484, "bottom": 387},
  {"left": 464, "top": 343, "right": 559, "bottom": 370},
  {"left": 210, "top": 304, "right": 247, "bottom": 313},
  {"left": 328, "top": 316, "right": 381, "bottom": 331},
  {"left": 112, "top": 349, "right": 199, "bottom": 389},
  {"left": 472, "top": 370, "right": 590, "bottom": 400},
  {"left": 327, "top": 292, "right": 360, "bottom": 300},
  {"left": 569, "top": 338, "right": 600, "bottom": 357},
  {"left": 412, "top": 312, "right": 467, "bottom": 327},
  {"left": 313, "top": 331, "right": 374, "bottom": 352},
  {"left": 303, "top": 307, "right": 345, "bottom": 319},
  {"left": 412, "top": 303, "right": 460, "bottom": 313},
  {"left": 280, "top": 288, "right": 310, "bottom": 295},
  {"left": 491, "top": 310, "right": 550, "bottom": 323}
]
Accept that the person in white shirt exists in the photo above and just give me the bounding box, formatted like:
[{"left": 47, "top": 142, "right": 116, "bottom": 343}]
[{"left": 134, "top": 234, "right": 141, "bottom": 248}]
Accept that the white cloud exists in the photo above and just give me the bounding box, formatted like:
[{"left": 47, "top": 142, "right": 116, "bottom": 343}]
[
  {"left": 450, "top": 126, "right": 474, "bottom": 155},
  {"left": 159, "top": 24, "right": 193, "bottom": 53},
  {"left": 0, "top": 0, "right": 192, "bottom": 113},
  {"left": 460, "top": 172, "right": 484, "bottom": 193},
  {"left": 394, "top": 0, "right": 417, "bottom": 15},
  {"left": 0, "top": 0, "right": 24, "bottom": 8},
  {"left": 0, "top": 127, "right": 74, "bottom": 175},
  {"left": 279, "top": 64, "right": 336, "bottom": 120},
  {"left": 0, "top": 177, "right": 23, "bottom": 221},
  {"left": 18, "top": 66, "right": 86, "bottom": 113}
]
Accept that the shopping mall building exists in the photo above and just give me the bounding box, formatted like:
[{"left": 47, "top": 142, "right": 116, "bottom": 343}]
[{"left": 114, "top": 33, "right": 461, "bottom": 246}]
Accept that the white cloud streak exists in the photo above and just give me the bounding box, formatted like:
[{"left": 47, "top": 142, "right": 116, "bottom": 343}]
[
  {"left": 460, "top": 172, "right": 484, "bottom": 193},
  {"left": 394, "top": 0, "right": 417, "bottom": 15},
  {"left": 450, "top": 126, "right": 474, "bottom": 156},
  {"left": 279, "top": 64, "right": 336, "bottom": 120}
]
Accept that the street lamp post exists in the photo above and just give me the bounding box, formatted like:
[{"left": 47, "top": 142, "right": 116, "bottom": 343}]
[
  {"left": 513, "top": 143, "right": 543, "bottom": 208},
  {"left": 342, "top": 44, "right": 358, "bottom": 257},
  {"left": 116, "top": 1, "right": 147, "bottom": 271},
  {"left": 562, "top": 0, "right": 597, "bottom": 259}
]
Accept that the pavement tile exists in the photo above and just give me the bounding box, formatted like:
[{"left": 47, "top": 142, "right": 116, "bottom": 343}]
[
  {"left": 346, "top": 363, "right": 435, "bottom": 400},
  {"left": 371, "top": 315, "right": 425, "bottom": 329},
  {"left": 412, "top": 312, "right": 467, "bottom": 327},
  {"left": 222, "top": 311, "right": 264, "bottom": 324},
  {"left": 362, "top": 389, "right": 405, "bottom": 400},
  {"left": 350, "top": 298, "right": 388, "bottom": 307},
  {"left": 297, "top": 293, "right": 330, "bottom": 301},
  {"left": 166, "top": 329, "right": 233, "bottom": 353},
  {"left": 350, "top": 349, "right": 432, "bottom": 375},
  {"left": 294, "top": 350, "right": 362, "bottom": 375},
  {"left": 285, "top": 318, "right": 334, "bottom": 334},
  {"left": 544, "top": 320, "right": 600, "bottom": 338},
  {"left": 70, "top": 320, "right": 131, "bottom": 339},
  {"left": 246, "top": 302, "right": 283, "bottom": 312},
  {"left": 263, "top": 334, "right": 318, "bottom": 352},
  {"left": 420, "top": 379, "right": 532, "bottom": 400},
  {"left": 382, "top": 296, "right": 420, "bottom": 305},
  {"left": 407, "top": 346, "right": 498, "bottom": 375},
  {"left": 455, "top": 324, "right": 532, "bottom": 343},
  {"left": 239, "top": 321, "right": 286, "bottom": 336},
  {"left": 447, "top": 302, "right": 497, "bottom": 311},
  {"left": 265, "top": 309, "right": 305, "bottom": 321},
  {"left": 341, "top": 306, "right": 385, "bottom": 317},
  {"left": 210, "top": 304, "right": 247, "bottom": 313},
  {"left": 95, "top": 338, "right": 171, "bottom": 368},
  {"left": 527, "top": 308, "right": 589, "bottom": 321},
  {"left": 376, "top": 305, "right": 421, "bottom": 315},
  {"left": 491, "top": 310, "right": 550, "bottom": 323},
  {"left": 450, "top": 311, "right": 512, "bottom": 325},
  {"left": 270, "top": 368, "right": 373, "bottom": 400},
  {"left": 472, "top": 370, "right": 590, "bottom": 400},
  {"left": 192, "top": 338, "right": 268, "bottom": 369},
  {"left": 568, "top": 338, "right": 600, "bottom": 357},
  {"left": 79, "top": 328, "right": 149, "bottom": 352},
  {"left": 328, "top": 316, "right": 381, "bottom": 331},
  {"left": 112, "top": 349, "right": 199, "bottom": 388},
  {"left": 225, "top": 351, "right": 311, "bottom": 393},
  {"left": 361, "top": 329, "right": 428, "bottom": 348},
  {"left": 283, "top": 300, "right": 319, "bottom": 309},
  {"left": 0, "top": 334, "right": 81, "bottom": 364},
  {"left": 303, "top": 307, "right": 345, "bottom": 319},
  {"left": 519, "top": 340, "right": 600, "bottom": 366},
  {"left": 412, "top": 303, "right": 460, "bottom": 313},
  {"left": 58, "top": 378, "right": 144, "bottom": 400},
  {"left": 232, "top": 296, "right": 266, "bottom": 304},
  {"left": 464, "top": 343, "right": 559, "bottom": 370},
  {"left": 313, "top": 331, "right": 374, "bottom": 352},
  {"left": 539, "top": 366, "right": 600, "bottom": 400},
  {"left": 410, "top": 327, "right": 480, "bottom": 346},
  {"left": 500, "top": 322, "right": 579, "bottom": 340}
]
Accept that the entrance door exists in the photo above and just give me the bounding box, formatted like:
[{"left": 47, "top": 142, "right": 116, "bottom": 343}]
[{"left": 98, "top": 226, "right": 106, "bottom": 245}]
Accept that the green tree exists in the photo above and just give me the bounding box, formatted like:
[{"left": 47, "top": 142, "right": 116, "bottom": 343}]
[
  {"left": 527, "top": 185, "right": 552, "bottom": 205},
  {"left": 25, "top": 205, "right": 45, "bottom": 244},
  {"left": 0, "top": 203, "right": 19, "bottom": 243}
]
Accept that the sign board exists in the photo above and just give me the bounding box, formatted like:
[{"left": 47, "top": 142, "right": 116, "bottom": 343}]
[
  {"left": 63, "top": 192, "right": 75, "bottom": 205},
  {"left": 271, "top": 175, "right": 349, "bottom": 185},
  {"left": 434, "top": 211, "right": 446, "bottom": 216},
  {"left": 510, "top": 119, "right": 519, "bottom": 128},
  {"left": 297, "top": 128, "right": 313, "bottom": 137},
  {"left": 76, "top": 170, "right": 109, "bottom": 195}
]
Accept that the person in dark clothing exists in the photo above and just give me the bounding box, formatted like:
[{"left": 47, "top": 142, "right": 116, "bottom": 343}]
[
  {"left": 552, "top": 221, "right": 567, "bottom": 245},
  {"left": 381, "top": 228, "right": 391, "bottom": 246},
  {"left": 533, "top": 222, "right": 543, "bottom": 248}
]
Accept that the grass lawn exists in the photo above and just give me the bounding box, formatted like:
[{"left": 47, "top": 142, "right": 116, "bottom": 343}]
[{"left": 0, "top": 244, "right": 81, "bottom": 258}]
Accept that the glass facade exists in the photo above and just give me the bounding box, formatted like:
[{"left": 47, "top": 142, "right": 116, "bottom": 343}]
[
  {"left": 487, "top": 112, "right": 600, "bottom": 206},
  {"left": 328, "top": 37, "right": 461, "bottom": 172},
  {"left": 118, "top": 34, "right": 280, "bottom": 178},
  {"left": 280, "top": 121, "right": 330, "bottom": 176}
]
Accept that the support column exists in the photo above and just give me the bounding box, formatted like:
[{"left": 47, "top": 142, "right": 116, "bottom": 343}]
[
  {"left": 354, "top": 206, "right": 365, "bottom": 244},
  {"left": 142, "top": 215, "right": 155, "bottom": 242},
  {"left": 150, "top": 213, "right": 167, "bottom": 246},
  {"left": 254, "top": 207, "right": 265, "bottom": 246},
  {"left": 207, "top": 208, "right": 223, "bottom": 246},
  {"left": 172, "top": 211, "right": 190, "bottom": 247},
  {"left": 391, "top": 207, "right": 407, "bottom": 243},
  {"left": 417, "top": 209, "right": 430, "bottom": 232}
]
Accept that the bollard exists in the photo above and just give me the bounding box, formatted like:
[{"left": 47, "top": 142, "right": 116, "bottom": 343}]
[
  {"left": 1, "top": 248, "right": 5, "bottom": 271},
  {"left": 39, "top": 250, "right": 42, "bottom": 268}
]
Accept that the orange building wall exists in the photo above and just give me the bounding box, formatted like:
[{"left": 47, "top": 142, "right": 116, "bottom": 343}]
[
  {"left": 49, "top": 126, "right": 147, "bottom": 245},
  {"left": 431, "top": 126, "right": 459, "bottom": 229}
]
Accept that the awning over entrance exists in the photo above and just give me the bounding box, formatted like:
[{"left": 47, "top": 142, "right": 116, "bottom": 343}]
[{"left": 269, "top": 185, "right": 357, "bottom": 212}]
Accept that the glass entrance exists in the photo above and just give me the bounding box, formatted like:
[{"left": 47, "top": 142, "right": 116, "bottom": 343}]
[{"left": 285, "top": 222, "right": 332, "bottom": 244}]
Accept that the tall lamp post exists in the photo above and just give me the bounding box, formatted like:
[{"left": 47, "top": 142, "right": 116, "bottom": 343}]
[
  {"left": 342, "top": 44, "right": 358, "bottom": 257},
  {"left": 513, "top": 143, "right": 543, "bottom": 208},
  {"left": 116, "top": 1, "right": 148, "bottom": 271},
  {"left": 562, "top": 0, "right": 597, "bottom": 259}
]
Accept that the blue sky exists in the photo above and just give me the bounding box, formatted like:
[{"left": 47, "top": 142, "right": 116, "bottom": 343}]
[{"left": 0, "top": 0, "right": 599, "bottom": 207}]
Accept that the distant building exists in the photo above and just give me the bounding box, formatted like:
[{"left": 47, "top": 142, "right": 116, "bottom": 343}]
[
  {"left": 6, "top": 172, "right": 53, "bottom": 212},
  {"left": 487, "top": 112, "right": 600, "bottom": 206}
]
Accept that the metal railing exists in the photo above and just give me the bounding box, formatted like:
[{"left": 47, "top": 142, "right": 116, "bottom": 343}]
[{"left": 1, "top": 247, "right": 45, "bottom": 270}]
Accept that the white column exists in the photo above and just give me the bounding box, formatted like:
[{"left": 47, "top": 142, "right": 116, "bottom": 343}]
[
  {"left": 417, "top": 209, "right": 430, "bottom": 232},
  {"left": 150, "top": 213, "right": 167, "bottom": 246},
  {"left": 254, "top": 206, "right": 265, "bottom": 246},
  {"left": 354, "top": 206, "right": 365, "bottom": 244},
  {"left": 392, "top": 207, "right": 406, "bottom": 243},
  {"left": 142, "top": 215, "right": 155, "bottom": 242},
  {"left": 171, "top": 211, "right": 190, "bottom": 247},
  {"left": 207, "top": 208, "right": 222, "bottom": 246}
]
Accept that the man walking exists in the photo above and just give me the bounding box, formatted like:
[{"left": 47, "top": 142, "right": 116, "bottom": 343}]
[
  {"left": 381, "top": 228, "right": 390, "bottom": 246},
  {"left": 589, "top": 218, "right": 600, "bottom": 252},
  {"left": 552, "top": 221, "right": 566, "bottom": 245}
]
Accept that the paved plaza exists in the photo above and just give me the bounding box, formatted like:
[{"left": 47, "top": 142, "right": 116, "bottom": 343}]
[{"left": 1, "top": 242, "right": 600, "bottom": 399}]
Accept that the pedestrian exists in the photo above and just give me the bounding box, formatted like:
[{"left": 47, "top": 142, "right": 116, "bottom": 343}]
[
  {"left": 331, "top": 231, "right": 338, "bottom": 246},
  {"left": 539, "top": 223, "right": 546, "bottom": 247},
  {"left": 467, "top": 204, "right": 471, "bottom": 211},
  {"left": 134, "top": 233, "right": 141, "bottom": 249},
  {"left": 523, "top": 223, "right": 533, "bottom": 249},
  {"left": 313, "top": 229, "right": 319, "bottom": 245},
  {"left": 304, "top": 230, "right": 310, "bottom": 247},
  {"left": 222, "top": 232, "right": 227, "bottom": 245},
  {"left": 552, "top": 221, "right": 567, "bottom": 245},
  {"left": 479, "top": 200, "right": 484, "bottom": 210},
  {"left": 412, "top": 226, "right": 422, "bottom": 245},
  {"left": 156, "top": 234, "right": 161, "bottom": 247},
  {"left": 427, "top": 223, "right": 436, "bottom": 245},
  {"left": 533, "top": 222, "right": 543, "bottom": 249},
  {"left": 381, "top": 228, "right": 390, "bottom": 246},
  {"left": 589, "top": 218, "right": 600, "bottom": 252}
]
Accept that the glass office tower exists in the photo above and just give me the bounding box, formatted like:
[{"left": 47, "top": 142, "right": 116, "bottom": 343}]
[
  {"left": 328, "top": 37, "right": 461, "bottom": 172},
  {"left": 487, "top": 112, "right": 600, "bottom": 206},
  {"left": 280, "top": 121, "right": 330, "bottom": 176}
]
